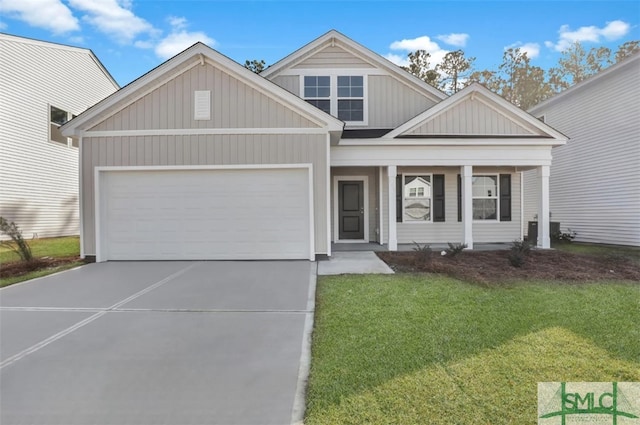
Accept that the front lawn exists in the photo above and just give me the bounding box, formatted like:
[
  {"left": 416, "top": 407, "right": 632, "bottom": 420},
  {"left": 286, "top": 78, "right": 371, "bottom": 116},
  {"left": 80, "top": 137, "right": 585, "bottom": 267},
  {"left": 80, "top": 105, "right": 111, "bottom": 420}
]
[
  {"left": 305, "top": 275, "right": 640, "bottom": 424},
  {"left": 0, "top": 236, "right": 82, "bottom": 287}
]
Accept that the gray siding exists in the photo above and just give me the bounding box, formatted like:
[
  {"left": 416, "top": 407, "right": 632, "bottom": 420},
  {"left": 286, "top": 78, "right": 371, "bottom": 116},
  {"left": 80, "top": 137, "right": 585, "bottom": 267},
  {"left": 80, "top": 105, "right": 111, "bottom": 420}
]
[
  {"left": 381, "top": 168, "right": 521, "bottom": 244},
  {"left": 271, "top": 75, "right": 300, "bottom": 96},
  {"left": 0, "top": 35, "right": 118, "bottom": 239},
  {"left": 81, "top": 134, "right": 328, "bottom": 255},
  {"left": 90, "top": 62, "right": 318, "bottom": 131},
  {"left": 292, "top": 45, "right": 374, "bottom": 69},
  {"left": 368, "top": 75, "right": 438, "bottom": 129},
  {"left": 405, "top": 98, "right": 535, "bottom": 136},
  {"left": 524, "top": 58, "right": 640, "bottom": 246}
]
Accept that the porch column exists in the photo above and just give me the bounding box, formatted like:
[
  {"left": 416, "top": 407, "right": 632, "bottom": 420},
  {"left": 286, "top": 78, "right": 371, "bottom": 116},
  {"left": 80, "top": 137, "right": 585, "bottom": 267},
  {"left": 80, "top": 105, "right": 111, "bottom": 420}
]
[
  {"left": 461, "top": 165, "right": 473, "bottom": 249},
  {"left": 387, "top": 165, "right": 398, "bottom": 251},
  {"left": 537, "top": 165, "right": 551, "bottom": 249}
]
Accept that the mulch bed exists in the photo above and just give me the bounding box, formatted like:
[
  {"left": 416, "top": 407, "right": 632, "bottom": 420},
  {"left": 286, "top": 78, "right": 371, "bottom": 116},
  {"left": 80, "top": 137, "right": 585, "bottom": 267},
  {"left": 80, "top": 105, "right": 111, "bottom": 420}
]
[
  {"left": 0, "top": 256, "right": 82, "bottom": 279},
  {"left": 377, "top": 250, "right": 640, "bottom": 285}
]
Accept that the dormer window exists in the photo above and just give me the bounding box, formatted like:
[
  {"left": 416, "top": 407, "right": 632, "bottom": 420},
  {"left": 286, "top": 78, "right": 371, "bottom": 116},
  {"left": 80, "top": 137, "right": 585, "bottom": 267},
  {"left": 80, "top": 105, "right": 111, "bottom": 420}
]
[{"left": 302, "top": 74, "right": 367, "bottom": 125}]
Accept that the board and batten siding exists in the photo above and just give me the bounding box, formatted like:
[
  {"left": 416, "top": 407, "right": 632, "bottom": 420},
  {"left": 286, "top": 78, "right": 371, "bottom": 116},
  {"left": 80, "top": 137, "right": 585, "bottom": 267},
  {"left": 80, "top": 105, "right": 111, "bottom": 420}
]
[
  {"left": 271, "top": 75, "right": 300, "bottom": 96},
  {"left": 292, "top": 45, "right": 374, "bottom": 69},
  {"left": 380, "top": 168, "right": 521, "bottom": 244},
  {"left": 90, "top": 62, "right": 318, "bottom": 131},
  {"left": 404, "top": 98, "right": 536, "bottom": 136},
  {"left": 523, "top": 57, "right": 640, "bottom": 246},
  {"left": 0, "top": 35, "right": 118, "bottom": 239},
  {"left": 81, "top": 134, "right": 329, "bottom": 255}
]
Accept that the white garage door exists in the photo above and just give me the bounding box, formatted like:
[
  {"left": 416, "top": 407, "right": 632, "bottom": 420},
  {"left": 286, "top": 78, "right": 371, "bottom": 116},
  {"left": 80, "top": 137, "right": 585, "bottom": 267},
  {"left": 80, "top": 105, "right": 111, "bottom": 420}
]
[{"left": 97, "top": 167, "right": 312, "bottom": 261}]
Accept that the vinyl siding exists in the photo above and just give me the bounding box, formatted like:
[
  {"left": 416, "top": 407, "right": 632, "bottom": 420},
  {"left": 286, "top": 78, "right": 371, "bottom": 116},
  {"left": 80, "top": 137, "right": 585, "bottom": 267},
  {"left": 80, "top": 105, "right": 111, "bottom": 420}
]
[
  {"left": 292, "top": 45, "right": 374, "bottom": 69},
  {"left": 380, "top": 168, "right": 521, "bottom": 244},
  {"left": 523, "top": 58, "right": 640, "bottom": 246},
  {"left": 405, "top": 98, "right": 536, "bottom": 136},
  {"left": 368, "top": 75, "right": 437, "bottom": 129},
  {"left": 0, "top": 36, "right": 118, "bottom": 239},
  {"left": 331, "top": 167, "right": 380, "bottom": 242},
  {"left": 81, "top": 134, "right": 328, "bottom": 255},
  {"left": 90, "top": 62, "right": 318, "bottom": 131},
  {"left": 271, "top": 75, "right": 300, "bottom": 96}
]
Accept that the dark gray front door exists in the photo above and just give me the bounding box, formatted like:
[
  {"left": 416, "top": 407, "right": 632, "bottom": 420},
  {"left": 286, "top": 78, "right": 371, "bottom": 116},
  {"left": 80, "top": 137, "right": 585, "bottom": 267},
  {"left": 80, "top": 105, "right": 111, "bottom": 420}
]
[{"left": 338, "top": 180, "right": 364, "bottom": 240}]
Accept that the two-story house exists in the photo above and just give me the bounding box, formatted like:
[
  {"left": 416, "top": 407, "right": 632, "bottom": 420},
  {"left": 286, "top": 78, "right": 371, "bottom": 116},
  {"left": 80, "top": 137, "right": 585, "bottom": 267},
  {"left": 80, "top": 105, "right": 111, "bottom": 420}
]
[
  {"left": 0, "top": 34, "right": 119, "bottom": 240},
  {"left": 61, "top": 30, "right": 566, "bottom": 262}
]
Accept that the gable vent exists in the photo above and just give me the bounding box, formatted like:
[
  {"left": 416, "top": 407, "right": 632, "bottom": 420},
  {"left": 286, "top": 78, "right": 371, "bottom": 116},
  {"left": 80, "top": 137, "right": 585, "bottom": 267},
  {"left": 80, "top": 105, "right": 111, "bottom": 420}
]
[{"left": 194, "top": 90, "right": 211, "bottom": 120}]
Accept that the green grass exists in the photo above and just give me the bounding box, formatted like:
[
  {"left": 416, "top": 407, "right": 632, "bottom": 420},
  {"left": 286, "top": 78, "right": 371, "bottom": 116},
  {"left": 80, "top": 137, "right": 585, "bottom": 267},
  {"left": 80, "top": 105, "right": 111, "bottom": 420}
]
[
  {"left": 0, "top": 236, "right": 80, "bottom": 263},
  {"left": 552, "top": 241, "right": 640, "bottom": 263},
  {"left": 0, "top": 236, "right": 81, "bottom": 287},
  {"left": 305, "top": 275, "right": 640, "bottom": 424}
]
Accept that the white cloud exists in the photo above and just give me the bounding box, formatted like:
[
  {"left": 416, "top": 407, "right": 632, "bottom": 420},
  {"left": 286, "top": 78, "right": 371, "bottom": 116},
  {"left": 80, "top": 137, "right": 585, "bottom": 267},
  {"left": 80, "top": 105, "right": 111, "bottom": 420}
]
[
  {"left": 384, "top": 53, "right": 410, "bottom": 67},
  {"left": 154, "top": 16, "right": 215, "bottom": 60},
  {"left": 0, "top": 0, "right": 79, "bottom": 34},
  {"left": 506, "top": 41, "right": 541, "bottom": 59},
  {"left": 545, "top": 20, "right": 631, "bottom": 52},
  {"left": 436, "top": 33, "right": 469, "bottom": 47},
  {"left": 0, "top": 21, "right": 6, "bottom": 30},
  {"left": 388, "top": 35, "right": 449, "bottom": 67},
  {"left": 67, "top": 0, "right": 156, "bottom": 43}
]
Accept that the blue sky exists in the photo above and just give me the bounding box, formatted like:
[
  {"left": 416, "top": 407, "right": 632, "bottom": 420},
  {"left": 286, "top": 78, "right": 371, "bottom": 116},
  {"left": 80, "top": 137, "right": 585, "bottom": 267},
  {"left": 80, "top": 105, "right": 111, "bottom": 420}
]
[{"left": 1, "top": 0, "right": 638, "bottom": 87}]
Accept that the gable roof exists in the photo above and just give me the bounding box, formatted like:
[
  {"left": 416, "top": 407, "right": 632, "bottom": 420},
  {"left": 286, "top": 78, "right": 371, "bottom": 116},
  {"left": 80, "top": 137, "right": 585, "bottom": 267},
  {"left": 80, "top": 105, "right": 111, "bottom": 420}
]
[
  {"left": 62, "top": 42, "right": 344, "bottom": 137},
  {"left": 529, "top": 52, "right": 640, "bottom": 115},
  {"left": 260, "top": 29, "right": 447, "bottom": 103},
  {"left": 386, "top": 83, "right": 567, "bottom": 142},
  {"left": 0, "top": 32, "right": 119, "bottom": 90}
]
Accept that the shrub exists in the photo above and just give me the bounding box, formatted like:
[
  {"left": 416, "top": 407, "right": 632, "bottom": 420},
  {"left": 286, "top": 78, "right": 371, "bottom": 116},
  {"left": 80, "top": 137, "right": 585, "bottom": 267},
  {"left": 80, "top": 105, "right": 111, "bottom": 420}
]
[
  {"left": 508, "top": 239, "right": 531, "bottom": 268},
  {"left": 412, "top": 241, "right": 433, "bottom": 263},
  {"left": 551, "top": 228, "right": 577, "bottom": 242},
  {"left": 0, "top": 217, "right": 33, "bottom": 262},
  {"left": 445, "top": 242, "right": 467, "bottom": 257}
]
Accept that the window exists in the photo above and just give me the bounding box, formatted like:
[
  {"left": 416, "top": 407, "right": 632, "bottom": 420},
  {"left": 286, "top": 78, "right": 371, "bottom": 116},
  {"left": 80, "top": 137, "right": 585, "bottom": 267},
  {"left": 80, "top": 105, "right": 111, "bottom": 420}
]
[
  {"left": 50, "top": 105, "right": 73, "bottom": 146},
  {"left": 403, "top": 175, "right": 431, "bottom": 222},
  {"left": 472, "top": 175, "right": 498, "bottom": 220},
  {"left": 303, "top": 76, "right": 331, "bottom": 114},
  {"left": 302, "top": 74, "right": 366, "bottom": 123}
]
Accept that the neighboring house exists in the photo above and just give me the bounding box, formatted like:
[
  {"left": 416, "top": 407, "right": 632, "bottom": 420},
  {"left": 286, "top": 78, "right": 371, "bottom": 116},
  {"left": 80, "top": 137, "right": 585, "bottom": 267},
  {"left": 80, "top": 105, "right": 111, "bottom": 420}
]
[
  {"left": 61, "top": 30, "right": 566, "bottom": 262},
  {"left": 0, "top": 33, "right": 119, "bottom": 240},
  {"left": 523, "top": 53, "right": 640, "bottom": 247}
]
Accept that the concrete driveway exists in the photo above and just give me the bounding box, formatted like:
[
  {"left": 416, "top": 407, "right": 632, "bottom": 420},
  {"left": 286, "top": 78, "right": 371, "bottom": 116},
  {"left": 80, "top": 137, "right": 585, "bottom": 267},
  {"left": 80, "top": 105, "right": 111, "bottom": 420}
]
[{"left": 0, "top": 261, "right": 316, "bottom": 425}]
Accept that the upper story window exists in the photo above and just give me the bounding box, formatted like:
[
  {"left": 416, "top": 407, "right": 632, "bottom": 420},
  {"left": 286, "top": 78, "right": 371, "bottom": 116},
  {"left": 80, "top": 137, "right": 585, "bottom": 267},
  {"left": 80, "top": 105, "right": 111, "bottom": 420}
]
[
  {"left": 302, "top": 74, "right": 367, "bottom": 125},
  {"left": 50, "top": 105, "right": 77, "bottom": 147}
]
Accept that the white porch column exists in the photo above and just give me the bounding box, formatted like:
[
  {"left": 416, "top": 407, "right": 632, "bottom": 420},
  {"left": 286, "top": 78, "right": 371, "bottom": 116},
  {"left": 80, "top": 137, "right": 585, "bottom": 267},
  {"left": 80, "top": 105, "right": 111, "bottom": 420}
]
[
  {"left": 461, "top": 165, "right": 473, "bottom": 249},
  {"left": 538, "top": 165, "right": 551, "bottom": 249},
  {"left": 387, "top": 165, "right": 398, "bottom": 251}
]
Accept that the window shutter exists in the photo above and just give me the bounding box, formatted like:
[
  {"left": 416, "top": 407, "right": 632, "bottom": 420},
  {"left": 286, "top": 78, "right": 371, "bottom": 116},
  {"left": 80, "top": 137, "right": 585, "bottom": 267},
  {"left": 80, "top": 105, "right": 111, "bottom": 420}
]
[
  {"left": 433, "top": 174, "right": 445, "bottom": 222},
  {"left": 457, "top": 174, "right": 462, "bottom": 222},
  {"left": 500, "top": 174, "right": 512, "bottom": 221},
  {"left": 396, "top": 176, "right": 402, "bottom": 222}
]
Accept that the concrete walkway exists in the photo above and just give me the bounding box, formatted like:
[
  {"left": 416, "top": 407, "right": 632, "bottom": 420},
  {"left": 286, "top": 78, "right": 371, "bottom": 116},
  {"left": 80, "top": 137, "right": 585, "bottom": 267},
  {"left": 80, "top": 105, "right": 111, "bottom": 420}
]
[{"left": 318, "top": 251, "right": 394, "bottom": 275}]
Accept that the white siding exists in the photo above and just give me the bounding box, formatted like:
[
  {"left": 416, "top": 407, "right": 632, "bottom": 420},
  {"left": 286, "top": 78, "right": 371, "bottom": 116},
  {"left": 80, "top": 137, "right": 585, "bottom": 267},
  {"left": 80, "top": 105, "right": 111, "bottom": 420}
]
[
  {"left": 271, "top": 75, "right": 300, "bottom": 96},
  {"left": 0, "top": 35, "right": 118, "bottom": 239},
  {"left": 368, "top": 75, "right": 437, "bottom": 129},
  {"left": 524, "top": 57, "right": 640, "bottom": 246}
]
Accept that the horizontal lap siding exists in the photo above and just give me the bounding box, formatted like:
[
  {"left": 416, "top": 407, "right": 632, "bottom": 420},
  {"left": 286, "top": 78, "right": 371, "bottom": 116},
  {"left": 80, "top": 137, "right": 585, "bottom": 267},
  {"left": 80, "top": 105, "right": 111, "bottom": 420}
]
[
  {"left": 525, "top": 59, "right": 640, "bottom": 246},
  {"left": 368, "top": 75, "right": 437, "bottom": 128},
  {"left": 82, "top": 134, "right": 328, "bottom": 255},
  {"left": 90, "top": 62, "right": 318, "bottom": 131},
  {"left": 0, "top": 37, "right": 117, "bottom": 239}
]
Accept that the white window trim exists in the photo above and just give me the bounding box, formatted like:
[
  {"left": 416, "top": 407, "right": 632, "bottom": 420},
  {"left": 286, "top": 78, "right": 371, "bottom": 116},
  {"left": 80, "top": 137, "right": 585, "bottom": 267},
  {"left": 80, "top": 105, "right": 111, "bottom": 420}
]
[
  {"left": 401, "top": 173, "right": 433, "bottom": 224},
  {"left": 472, "top": 174, "right": 500, "bottom": 222},
  {"left": 333, "top": 175, "right": 369, "bottom": 243},
  {"left": 299, "top": 73, "right": 369, "bottom": 127},
  {"left": 48, "top": 103, "right": 75, "bottom": 148}
]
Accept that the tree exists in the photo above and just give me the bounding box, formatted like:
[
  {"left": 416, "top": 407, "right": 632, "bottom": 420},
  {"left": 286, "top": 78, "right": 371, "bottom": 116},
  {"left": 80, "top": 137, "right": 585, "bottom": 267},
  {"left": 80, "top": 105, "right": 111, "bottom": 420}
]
[
  {"left": 615, "top": 40, "right": 640, "bottom": 62},
  {"left": 0, "top": 217, "right": 32, "bottom": 262},
  {"left": 548, "top": 42, "right": 612, "bottom": 91},
  {"left": 402, "top": 50, "right": 440, "bottom": 87},
  {"left": 437, "top": 50, "right": 475, "bottom": 94},
  {"left": 466, "top": 69, "right": 503, "bottom": 93},
  {"left": 244, "top": 59, "right": 266, "bottom": 73}
]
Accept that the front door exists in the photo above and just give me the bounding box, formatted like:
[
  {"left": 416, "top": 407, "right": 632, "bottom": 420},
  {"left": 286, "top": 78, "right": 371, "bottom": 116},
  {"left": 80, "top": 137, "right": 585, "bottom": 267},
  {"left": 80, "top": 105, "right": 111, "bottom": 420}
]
[{"left": 338, "top": 180, "right": 364, "bottom": 240}]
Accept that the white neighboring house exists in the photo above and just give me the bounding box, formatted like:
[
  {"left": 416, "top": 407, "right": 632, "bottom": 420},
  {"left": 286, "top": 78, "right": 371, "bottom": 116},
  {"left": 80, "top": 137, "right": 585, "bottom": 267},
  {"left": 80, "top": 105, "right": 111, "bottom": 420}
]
[
  {"left": 523, "top": 53, "right": 640, "bottom": 246},
  {"left": 0, "top": 34, "right": 119, "bottom": 240}
]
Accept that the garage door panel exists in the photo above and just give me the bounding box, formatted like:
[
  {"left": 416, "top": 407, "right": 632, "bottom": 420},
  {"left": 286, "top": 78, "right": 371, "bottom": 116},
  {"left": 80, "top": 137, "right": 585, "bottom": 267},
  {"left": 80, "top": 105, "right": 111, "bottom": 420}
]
[{"left": 100, "top": 168, "right": 311, "bottom": 261}]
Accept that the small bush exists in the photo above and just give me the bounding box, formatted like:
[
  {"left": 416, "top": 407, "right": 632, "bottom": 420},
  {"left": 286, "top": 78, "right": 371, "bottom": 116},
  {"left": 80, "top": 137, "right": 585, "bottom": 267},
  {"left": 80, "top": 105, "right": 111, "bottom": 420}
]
[
  {"left": 508, "top": 251, "right": 526, "bottom": 268},
  {"left": 0, "top": 217, "right": 33, "bottom": 262},
  {"left": 552, "top": 228, "right": 577, "bottom": 242},
  {"left": 412, "top": 242, "right": 433, "bottom": 264},
  {"left": 511, "top": 239, "right": 531, "bottom": 255},
  {"left": 445, "top": 242, "right": 467, "bottom": 257}
]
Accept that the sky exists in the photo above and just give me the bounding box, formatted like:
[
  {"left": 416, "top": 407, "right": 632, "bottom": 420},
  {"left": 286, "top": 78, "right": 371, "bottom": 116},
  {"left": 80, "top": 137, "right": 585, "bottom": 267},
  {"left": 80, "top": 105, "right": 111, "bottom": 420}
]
[{"left": 1, "top": 0, "right": 639, "bottom": 87}]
